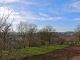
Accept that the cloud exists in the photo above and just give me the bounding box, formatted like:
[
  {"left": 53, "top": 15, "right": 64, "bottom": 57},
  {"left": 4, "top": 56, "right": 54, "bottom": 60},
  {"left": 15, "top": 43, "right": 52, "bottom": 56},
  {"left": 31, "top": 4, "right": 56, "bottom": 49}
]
[
  {"left": 71, "top": 1, "right": 80, "bottom": 9},
  {"left": 0, "top": 6, "right": 13, "bottom": 20},
  {"left": 63, "top": 0, "right": 80, "bottom": 12},
  {"left": 0, "top": 8, "right": 64, "bottom": 25},
  {"left": 39, "top": 13, "right": 49, "bottom": 17},
  {"left": 0, "top": 0, "right": 37, "bottom": 6},
  {"left": 19, "top": 11, "right": 64, "bottom": 21},
  {"left": 69, "top": 0, "right": 80, "bottom": 12},
  {"left": 21, "top": 1, "right": 37, "bottom": 5},
  {"left": 0, "top": 6, "right": 26, "bottom": 25},
  {"left": 25, "top": 15, "right": 64, "bottom": 21},
  {"left": 20, "top": 11, "right": 64, "bottom": 21},
  {"left": 0, "top": 0, "right": 19, "bottom": 3},
  {"left": 0, "top": 3, "right": 64, "bottom": 25},
  {"left": 74, "top": 18, "right": 80, "bottom": 20},
  {"left": 49, "top": 8, "right": 61, "bottom": 15},
  {"left": 9, "top": 14, "right": 27, "bottom": 25}
]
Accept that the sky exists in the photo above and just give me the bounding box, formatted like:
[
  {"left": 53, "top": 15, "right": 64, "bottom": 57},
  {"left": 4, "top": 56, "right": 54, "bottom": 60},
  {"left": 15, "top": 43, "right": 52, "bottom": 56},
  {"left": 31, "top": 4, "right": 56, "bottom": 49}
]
[{"left": 0, "top": 0, "right": 80, "bottom": 32}]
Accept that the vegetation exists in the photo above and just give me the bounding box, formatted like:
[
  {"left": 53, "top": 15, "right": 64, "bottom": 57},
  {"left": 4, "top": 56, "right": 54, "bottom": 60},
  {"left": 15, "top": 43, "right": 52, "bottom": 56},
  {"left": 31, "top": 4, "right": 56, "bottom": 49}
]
[{"left": 2, "top": 44, "right": 70, "bottom": 59}]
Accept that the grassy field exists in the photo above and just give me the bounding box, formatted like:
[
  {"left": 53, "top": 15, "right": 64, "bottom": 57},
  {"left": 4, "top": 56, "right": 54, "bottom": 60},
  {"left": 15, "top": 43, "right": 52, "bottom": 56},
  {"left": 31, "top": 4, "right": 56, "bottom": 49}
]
[
  {"left": 3, "top": 44, "right": 70, "bottom": 59},
  {"left": 20, "top": 44, "right": 70, "bottom": 57}
]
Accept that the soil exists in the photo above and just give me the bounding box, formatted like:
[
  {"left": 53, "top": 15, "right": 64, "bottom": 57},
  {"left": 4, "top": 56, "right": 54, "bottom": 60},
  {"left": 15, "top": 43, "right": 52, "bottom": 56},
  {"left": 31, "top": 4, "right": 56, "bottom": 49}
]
[
  {"left": 72, "top": 56, "right": 80, "bottom": 60},
  {"left": 22, "top": 45, "right": 80, "bottom": 60}
]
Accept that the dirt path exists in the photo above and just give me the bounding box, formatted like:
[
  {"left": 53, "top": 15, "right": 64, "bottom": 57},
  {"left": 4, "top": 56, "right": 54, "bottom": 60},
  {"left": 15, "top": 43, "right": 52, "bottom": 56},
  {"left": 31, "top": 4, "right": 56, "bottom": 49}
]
[
  {"left": 22, "top": 45, "right": 80, "bottom": 60},
  {"left": 72, "top": 56, "right": 80, "bottom": 60}
]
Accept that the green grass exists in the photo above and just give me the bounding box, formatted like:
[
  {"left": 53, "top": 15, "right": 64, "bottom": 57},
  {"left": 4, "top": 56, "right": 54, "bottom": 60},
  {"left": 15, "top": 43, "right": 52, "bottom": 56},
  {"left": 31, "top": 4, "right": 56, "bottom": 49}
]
[
  {"left": 20, "top": 44, "right": 70, "bottom": 57},
  {"left": 2, "top": 44, "right": 70, "bottom": 59}
]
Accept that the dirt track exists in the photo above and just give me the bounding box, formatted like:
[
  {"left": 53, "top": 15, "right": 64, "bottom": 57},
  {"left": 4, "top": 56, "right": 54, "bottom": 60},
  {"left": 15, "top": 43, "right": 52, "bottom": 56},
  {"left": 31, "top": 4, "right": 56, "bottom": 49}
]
[{"left": 22, "top": 45, "right": 80, "bottom": 60}]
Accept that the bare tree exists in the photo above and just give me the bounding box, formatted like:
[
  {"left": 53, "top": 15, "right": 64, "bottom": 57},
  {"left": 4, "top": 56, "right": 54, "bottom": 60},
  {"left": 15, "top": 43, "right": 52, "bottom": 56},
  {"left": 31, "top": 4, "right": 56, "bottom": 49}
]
[
  {"left": 0, "top": 2, "right": 15, "bottom": 59},
  {"left": 27, "top": 23, "right": 37, "bottom": 47},
  {"left": 38, "top": 30, "right": 46, "bottom": 45},
  {"left": 0, "top": 14, "right": 13, "bottom": 60},
  {"left": 39, "top": 26, "right": 56, "bottom": 45},
  {"left": 17, "top": 21, "right": 37, "bottom": 47},
  {"left": 58, "top": 37, "right": 66, "bottom": 44},
  {"left": 75, "top": 25, "right": 80, "bottom": 43},
  {"left": 17, "top": 21, "right": 28, "bottom": 48}
]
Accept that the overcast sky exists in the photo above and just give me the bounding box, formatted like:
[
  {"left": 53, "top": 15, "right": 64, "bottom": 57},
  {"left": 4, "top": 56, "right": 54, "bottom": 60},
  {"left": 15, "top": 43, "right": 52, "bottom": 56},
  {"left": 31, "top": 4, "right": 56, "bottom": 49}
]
[{"left": 0, "top": 0, "right": 80, "bottom": 32}]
